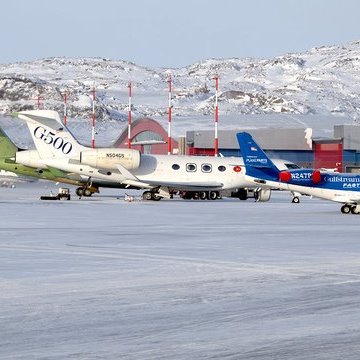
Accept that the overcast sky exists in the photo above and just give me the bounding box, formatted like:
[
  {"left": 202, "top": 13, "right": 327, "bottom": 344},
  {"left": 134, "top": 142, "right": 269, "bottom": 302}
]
[{"left": 2, "top": 0, "right": 360, "bottom": 68}]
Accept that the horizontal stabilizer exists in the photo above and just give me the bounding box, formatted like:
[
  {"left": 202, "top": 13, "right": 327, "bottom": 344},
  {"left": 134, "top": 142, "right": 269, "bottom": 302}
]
[
  {"left": 17, "top": 110, "right": 64, "bottom": 131},
  {"left": 0, "top": 125, "right": 18, "bottom": 158}
]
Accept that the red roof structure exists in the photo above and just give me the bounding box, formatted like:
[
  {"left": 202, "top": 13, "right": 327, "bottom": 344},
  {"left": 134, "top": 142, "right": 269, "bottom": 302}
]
[{"left": 113, "top": 117, "right": 178, "bottom": 154}]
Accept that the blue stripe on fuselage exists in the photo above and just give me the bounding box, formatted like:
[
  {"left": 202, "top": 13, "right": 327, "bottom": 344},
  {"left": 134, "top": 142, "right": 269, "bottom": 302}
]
[
  {"left": 286, "top": 170, "right": 360, "bottom": 191},
  {"left": 321, "top": 173, "right": 360, "bottom": 191}
]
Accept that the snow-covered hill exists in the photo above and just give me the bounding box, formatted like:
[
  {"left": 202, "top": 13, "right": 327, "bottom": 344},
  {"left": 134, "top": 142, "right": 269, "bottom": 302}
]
[{"left": 1, "top": 40, "right": 360, "bottom": 124}]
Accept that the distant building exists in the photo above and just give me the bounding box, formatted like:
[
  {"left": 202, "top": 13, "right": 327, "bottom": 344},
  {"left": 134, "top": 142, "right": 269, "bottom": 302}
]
[
  {"left": 185, "top": 114, "right": 360, "bottom": 172},
  {"left": 114, "top": 117, "right": 178, "bottom": 154}
]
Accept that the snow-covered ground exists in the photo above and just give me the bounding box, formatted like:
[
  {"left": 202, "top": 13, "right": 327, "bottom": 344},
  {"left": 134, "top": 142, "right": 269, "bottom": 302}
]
[{"left": 1, "top": 182, "right": 360, "bottom": 359}]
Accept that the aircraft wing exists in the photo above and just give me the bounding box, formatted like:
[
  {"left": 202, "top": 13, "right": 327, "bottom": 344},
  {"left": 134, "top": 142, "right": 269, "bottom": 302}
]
[
  {"left": 46, "top": 166, "right": 82, "bottom": 180},
  {"left": 349, "top": 199, "right": 360, "bottom": 204},
  {"left": 116, "top": 164, "right": 223, "bottom": 190},
  {"left": 330, "top": 194, "right": 360, "bottom": 204}
]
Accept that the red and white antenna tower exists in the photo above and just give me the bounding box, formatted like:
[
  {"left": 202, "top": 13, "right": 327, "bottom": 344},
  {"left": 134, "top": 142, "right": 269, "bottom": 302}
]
[
  {"left": 214, "top": 74, "right": 219, "bottom": 157},
  {"left": 167, "top": 75, "right": 172, "bottom": 155},
  {"left": 128, "top": 82, "right": 132, "bottom": 149},
  {"left": 91, "top": 85, "right": 96, "bottom": 148},
  {"left": 32, "top": 94, "right": 45, "bottom": 109},
  {"left": 62, "top": 92, "right": 68, "bottom": 126}
]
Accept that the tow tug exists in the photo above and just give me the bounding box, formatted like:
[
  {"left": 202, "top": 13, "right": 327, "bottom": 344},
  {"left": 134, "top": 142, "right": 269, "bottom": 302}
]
[{"left": 40, "top": 187, "right": 71, "bottom": 201}]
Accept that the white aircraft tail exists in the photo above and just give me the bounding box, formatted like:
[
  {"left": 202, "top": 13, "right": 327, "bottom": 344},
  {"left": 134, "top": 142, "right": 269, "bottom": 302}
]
[{"left": 17, "top": 110, "right": 87, "bottom": 159}]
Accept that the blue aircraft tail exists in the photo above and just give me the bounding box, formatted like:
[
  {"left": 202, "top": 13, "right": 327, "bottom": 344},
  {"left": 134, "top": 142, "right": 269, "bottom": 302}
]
[{"left": 237, "top": 132, "right": 280, "bottom": 180}]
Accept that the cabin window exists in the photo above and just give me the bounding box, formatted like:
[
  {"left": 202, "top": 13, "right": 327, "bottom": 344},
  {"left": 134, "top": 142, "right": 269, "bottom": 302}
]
[
  {"left": 186, "top": 163, "right": 197, "bottom": 172},
  {"left": 218, "top": 165, "right": 226, "bottom": 172},
  {"left": 201, "top": 164, "right": 212, "bottom": 173},
  {"left": 172, "top": 164, "right": 180, "bottom": 170}
]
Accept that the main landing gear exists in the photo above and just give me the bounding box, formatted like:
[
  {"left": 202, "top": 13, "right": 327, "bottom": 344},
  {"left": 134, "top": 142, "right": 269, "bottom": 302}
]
[
  {"left": 76, "top": 187, "right": 94, "bottom": 197},
  {"left": 179, "top": 191, "right": 220, "bottom": 200},
  {"left": 341, "top": 204, "right": 360, "bottom": 215},
  {"left": 76, "top": 177, "right": 98, "bottom": 198},
  {"left": 142, "top": 191, "right": 162, "bottom": 201},
  {"left": 141, "top": 190, "right": 221, "bottom": 201}
]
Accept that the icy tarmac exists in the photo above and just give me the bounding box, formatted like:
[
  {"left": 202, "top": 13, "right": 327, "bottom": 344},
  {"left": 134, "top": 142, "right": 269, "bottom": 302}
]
[{"left": 1, "top": 182, "right": 360, "bottom": 359}]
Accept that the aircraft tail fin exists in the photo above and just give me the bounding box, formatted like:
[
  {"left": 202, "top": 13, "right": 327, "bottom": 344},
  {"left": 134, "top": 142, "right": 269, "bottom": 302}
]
[
  {"left": 0, "top": 126, "right": 18, "bottom": 158},
  {"left": 17, "top": 110, "right": 87, "bottom": 159},
  {"left": 236, "top": 132, "right": 280, "bottom": 180}
]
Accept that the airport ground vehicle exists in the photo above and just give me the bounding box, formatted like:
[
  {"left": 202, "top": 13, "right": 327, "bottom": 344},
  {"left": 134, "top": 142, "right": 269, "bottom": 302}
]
[{"left": 40, "top": 187, "right": 71, "bottom": 201}]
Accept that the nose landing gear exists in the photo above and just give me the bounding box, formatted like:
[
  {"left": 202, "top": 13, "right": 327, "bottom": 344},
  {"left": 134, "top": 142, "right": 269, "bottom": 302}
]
[{"left": 292, "top": 196, "right": 300, "bottom": 204}]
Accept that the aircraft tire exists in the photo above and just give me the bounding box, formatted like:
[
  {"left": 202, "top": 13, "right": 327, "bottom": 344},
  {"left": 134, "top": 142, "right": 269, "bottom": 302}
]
[
  {"left": 180, "top": 192, "right": 192, "bottom": 200},
  {"left": 143, "top": 191, "right": 153, "bottom": 201},
  {"left": 84, "top": 189, "right": 92, "bottom": 197},
  {"left": 152, "top": 192, "right": 162, "bottom": 201},
  {"left": 209, "top": 191, "right": 217, "bottom": 200},
  {"left": 292, "top": 196, "right": 300, "bottom": 204},
  {"left": 238, "top": 189, "right": 248, "bottom": 201},
  {"left": 341, "top": 204, "right": 351, "bottom": 214},
  {"left": 76, "top": 187, "right": 84, "bottom": 197},
  {"left": 199, "top": 191, "right": 208, "bottom": 200},
  {"left": 192, "top": 192, "right": 199, "bottom": 200},
  {"left": 351, "top": 206, "right": 360, "bottom": 215}
]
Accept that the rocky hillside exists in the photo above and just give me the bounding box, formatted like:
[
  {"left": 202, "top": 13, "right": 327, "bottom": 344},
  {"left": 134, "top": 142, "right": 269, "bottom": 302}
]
[{"left": 1, "top": 40, "right": 360, "bottom": 122}]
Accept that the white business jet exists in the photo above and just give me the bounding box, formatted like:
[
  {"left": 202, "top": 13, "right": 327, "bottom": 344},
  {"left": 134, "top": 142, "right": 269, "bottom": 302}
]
[{"left": 16, "top": 110, "right": 295, "bottom": 201}]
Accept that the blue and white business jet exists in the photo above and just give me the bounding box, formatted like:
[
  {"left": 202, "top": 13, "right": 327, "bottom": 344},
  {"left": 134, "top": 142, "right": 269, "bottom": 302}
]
[{"left": 237, "top": 132, "right": 360, "bottom": 214}]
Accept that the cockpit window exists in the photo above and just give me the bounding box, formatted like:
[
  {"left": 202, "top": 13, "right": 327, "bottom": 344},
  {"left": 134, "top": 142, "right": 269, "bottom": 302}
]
[{"left": 285, "top": 163, "right": 300, "bottom": 170}]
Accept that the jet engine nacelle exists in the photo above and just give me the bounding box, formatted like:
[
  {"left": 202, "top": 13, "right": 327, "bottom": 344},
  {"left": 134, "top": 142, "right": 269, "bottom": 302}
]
[
  {"left": 15, "top": 150, "right": 47, "bottom": 169},
  {"left": 254, "top": 188, "right": 271, "bottom": 202},
  {"left": 80, "top": 148, "right": 141, "bottom": 170}
]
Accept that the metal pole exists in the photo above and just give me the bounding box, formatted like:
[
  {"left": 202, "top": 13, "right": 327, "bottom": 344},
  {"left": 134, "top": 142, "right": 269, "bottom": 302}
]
[
  {"left": 214, "top": 74, "right": 219, "bottom": 157},
  {"left": 167, "top": 75, "right": 172, "bottom": 155},
  {"left": 128, "top": 82, "right": 132, "bottom": 149},
  {"left": 91, "top": 86, "right": 95, "bottom": 148},
  {"left": 63, "top": 92, "right": 67, "bottom": 126}
]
